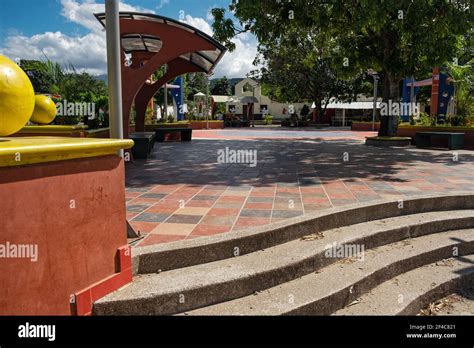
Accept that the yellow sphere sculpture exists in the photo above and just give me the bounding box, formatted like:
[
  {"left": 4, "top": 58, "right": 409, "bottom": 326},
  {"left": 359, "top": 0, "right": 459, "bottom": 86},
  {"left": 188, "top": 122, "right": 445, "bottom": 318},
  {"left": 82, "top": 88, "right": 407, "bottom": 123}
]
[
  {"left": 30, "top": 95, "right": 57, "bottom": 125},
  {"left": 0, "top": 54, "right": 35, "bottom": 136}
]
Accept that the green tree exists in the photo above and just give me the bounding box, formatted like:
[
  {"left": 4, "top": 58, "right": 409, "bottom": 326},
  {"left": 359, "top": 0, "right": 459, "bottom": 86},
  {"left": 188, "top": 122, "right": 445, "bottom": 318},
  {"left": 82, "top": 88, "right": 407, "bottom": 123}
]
[
  {"left": 211, "top": 76, "right": 231, "bottom": 95},
  {"left": 19, "top": 59, "right": 63, "bottom": 94},
  {"left": 212, "top": 0, "right": 472, "bottom": 136},
  {"left": 59, "top": 72, "right": 107, "bottom": 102},
  {"left": 448, "top": 60, "right": 474, "bottom": 118},
  {"left": 250, "top": 30, "right": 366, "bottom": 122},
  {"left": 185, "top": 72, "right": 208, "bottom": 101}
]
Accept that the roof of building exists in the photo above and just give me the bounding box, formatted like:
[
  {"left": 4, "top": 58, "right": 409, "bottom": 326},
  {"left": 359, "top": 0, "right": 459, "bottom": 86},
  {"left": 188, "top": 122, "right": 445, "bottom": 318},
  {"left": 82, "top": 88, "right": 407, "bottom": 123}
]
[
  {"left": 324, "top": 101, "right": 382, "bottom": 110},
  {"left": 94, "top": 12, "right": 226, "bottom": 74}
]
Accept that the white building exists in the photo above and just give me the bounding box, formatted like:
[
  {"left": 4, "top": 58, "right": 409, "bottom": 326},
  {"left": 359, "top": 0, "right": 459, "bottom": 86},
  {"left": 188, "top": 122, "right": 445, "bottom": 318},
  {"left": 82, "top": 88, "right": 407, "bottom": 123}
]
[
  {"left": 211, "top": 77, "right": 383, "bottom": 125},
  {"left": 211, "top": 78, "right": 308, "bottom": 120}
]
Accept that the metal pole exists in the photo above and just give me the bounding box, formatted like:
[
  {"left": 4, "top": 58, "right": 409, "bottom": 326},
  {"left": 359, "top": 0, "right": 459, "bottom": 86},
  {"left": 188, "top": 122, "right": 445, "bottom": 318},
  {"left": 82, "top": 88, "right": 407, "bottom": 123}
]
[
  {"left": 164, "top": 64, "right": 168, "bottom": 119},
  {"left": 372, "top": 75, "right": 378, "bottom": 131},
  {"left": 105, "top": 0, "right": 124, "bottom": 157},
  {"left": 205, "top": 74, "right": 209, "bottom": 130}
]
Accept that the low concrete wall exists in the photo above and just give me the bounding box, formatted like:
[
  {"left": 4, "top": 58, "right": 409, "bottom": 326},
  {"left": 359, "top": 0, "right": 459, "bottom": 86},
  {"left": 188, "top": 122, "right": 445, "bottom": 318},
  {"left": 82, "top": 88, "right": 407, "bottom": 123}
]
[
  {"left": 145, "top": 123, "right": 190, "bottom": 131},
  {"left": 189, "top": 121, "right": 224, "bottom": 130},
  {"left": 351, "top": 122, "right": 380, "bottom": 131},
  {"left": 0, "top": 151, "right": 131, "bottom": 314}
]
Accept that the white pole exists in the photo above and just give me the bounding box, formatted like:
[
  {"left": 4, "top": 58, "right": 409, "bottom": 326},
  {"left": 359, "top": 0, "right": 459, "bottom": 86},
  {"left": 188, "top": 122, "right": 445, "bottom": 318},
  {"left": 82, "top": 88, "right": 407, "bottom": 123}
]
[
  {"left": 105, "top": 0, "right": 124, "bottom": 156},
  {"left": 372, "top": 75, "right": 378, "bottom": 131},
  {"left": 205, "top": 74, "right": 209, "bottom": 129},
  {"left": 164, "top": 64, "right": 168, "bottom": 119}
]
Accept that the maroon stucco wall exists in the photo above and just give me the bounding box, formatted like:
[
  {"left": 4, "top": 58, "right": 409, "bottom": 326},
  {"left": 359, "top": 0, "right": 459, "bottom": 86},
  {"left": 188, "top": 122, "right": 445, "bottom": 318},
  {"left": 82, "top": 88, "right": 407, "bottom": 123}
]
[{"left": 0, "top": 155, "right": 127, "bottom": 315}]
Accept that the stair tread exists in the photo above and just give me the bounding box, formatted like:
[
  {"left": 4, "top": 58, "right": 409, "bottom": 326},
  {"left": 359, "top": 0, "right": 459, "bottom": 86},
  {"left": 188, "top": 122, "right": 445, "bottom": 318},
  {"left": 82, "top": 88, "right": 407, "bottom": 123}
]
[
  {"left": 333, "top": 255, "right": 474, "bottom": 315},
  {"left": 184, "top": 228, "right": 474, "bottom": 315},
  {"left": 95, "top": 210, "right": 474, "bottom": 309},
  {"left": 131, "top": 194, "right": 474, "bottom": 274}
]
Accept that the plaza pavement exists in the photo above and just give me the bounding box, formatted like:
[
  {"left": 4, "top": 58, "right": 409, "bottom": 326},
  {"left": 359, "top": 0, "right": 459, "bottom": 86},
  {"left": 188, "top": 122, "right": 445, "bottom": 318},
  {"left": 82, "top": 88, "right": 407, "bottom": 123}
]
[{"left": 125, "top": 128, "right": 474, "bottom": 248}]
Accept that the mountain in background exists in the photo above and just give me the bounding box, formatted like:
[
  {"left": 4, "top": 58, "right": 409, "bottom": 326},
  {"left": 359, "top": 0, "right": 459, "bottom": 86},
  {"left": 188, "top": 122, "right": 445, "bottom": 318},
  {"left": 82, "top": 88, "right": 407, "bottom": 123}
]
[{"left": 95, "top": 74, "right": 108, "bottom": 83}]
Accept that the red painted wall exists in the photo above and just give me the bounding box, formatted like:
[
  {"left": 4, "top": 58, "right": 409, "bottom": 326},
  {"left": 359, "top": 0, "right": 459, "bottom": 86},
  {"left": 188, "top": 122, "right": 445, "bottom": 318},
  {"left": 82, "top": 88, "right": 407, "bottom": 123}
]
[
  {"left": 0, "top": 155, "right": 127, "bottom": 315},
  {"left": 351, "top": 122, "right": 381, "bottom": 131},
  {"left": 189, "top": 121, "right": 224, "bottom": 130}
]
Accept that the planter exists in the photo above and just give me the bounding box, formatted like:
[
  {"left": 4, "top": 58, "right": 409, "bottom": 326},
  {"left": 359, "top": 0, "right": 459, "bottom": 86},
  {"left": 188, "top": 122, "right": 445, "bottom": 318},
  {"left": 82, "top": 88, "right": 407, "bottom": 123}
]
[
  {"left": 189, "top": 121, "right": 224, "bottom": 130},
  {"left": 365, "top": 136, "right": 411, "bottom": 147},
  {"left": 351, "top": 122, "right": 380, "bottom": 131},
  {"left": 0, "top": 137, "right": 133, "bottom": 315},
  {"left": 145, "top": 123, "right": 190, "bottom": 131},
  {"left": 397, "top": 125, "right": 474, "bottom": 150}
]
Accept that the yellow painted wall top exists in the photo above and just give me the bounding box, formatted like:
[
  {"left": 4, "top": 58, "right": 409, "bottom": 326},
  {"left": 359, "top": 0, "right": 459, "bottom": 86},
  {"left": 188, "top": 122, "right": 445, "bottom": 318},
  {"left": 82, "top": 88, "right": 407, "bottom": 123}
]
[
  {"left": 0, "top": 137, "right": 134, "bottom": 167},
  {"left": 18, "top": 125, "right": 89, "bottom": 132}
]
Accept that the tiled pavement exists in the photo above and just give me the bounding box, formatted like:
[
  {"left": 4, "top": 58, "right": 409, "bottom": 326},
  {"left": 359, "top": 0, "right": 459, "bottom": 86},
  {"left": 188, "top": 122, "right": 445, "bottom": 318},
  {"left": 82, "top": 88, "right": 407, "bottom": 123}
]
[{"left": 125, "top": 128, "right": 474, "bottom": 248}]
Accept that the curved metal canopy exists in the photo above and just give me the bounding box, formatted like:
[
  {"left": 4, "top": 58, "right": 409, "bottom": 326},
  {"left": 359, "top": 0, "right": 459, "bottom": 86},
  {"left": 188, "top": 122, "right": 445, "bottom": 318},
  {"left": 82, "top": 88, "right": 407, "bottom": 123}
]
[{"left": 94, "top": 12, "right": 226, "bottom": 74}]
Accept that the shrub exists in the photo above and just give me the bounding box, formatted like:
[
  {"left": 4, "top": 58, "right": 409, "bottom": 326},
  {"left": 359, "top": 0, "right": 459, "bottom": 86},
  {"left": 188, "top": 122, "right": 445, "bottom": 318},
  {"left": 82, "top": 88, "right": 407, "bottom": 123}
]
[
  {"left": 263, "top": 114, "right": 273, "bottom": 125},
  {"left": 53, "top": 115, "right": 82, "bottom": 125},
  {"left": 167, "top": 115, "right": 175, "bottom": 123},
  {"left": 418, "top": 112, "right": 432, "bottom": 126},
  {"left": 300, "top": 104, "right": 310, "bottom": 117},
  {"left": 448, "top": 115, "right": 464, "bottom": 126}
]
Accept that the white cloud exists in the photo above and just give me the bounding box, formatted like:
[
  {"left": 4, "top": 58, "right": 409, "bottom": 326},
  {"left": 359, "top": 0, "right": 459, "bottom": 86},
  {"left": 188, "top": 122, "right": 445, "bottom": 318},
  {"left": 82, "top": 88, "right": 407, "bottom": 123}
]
[
  {"left": 182, "top": 15, "right": 259, "bottom": 78},
  {"left": 0, "top": 1, "right": 258, "bottom": 78},
  {"left": 0, "top": 0, "right": 154, "bottom": 74},
  {"left": 60, "top": 0, "right": 155, "bottom": 32},
  {"left": 2, "top": 31, "right": 106, "bottom": 75},
  {"left": 156, "top": 0, "right": 170, "bottom": 10}
]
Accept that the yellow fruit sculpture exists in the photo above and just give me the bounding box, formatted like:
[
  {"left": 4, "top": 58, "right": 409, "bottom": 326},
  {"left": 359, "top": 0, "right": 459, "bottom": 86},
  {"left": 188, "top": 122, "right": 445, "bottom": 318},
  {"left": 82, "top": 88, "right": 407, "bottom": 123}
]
[
  {"left": 0, "top": 54, "right": 35, "bottom": 136},
  {"left": 30, "top": 95, "right": 57, "bottom": 125}
]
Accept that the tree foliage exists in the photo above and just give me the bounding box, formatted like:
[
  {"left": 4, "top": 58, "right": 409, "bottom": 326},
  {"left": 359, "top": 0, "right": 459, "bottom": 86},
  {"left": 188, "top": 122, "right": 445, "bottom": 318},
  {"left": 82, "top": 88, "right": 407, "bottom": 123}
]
[
  {"left": 211, "top": 76, "right": 232, "bottom": 95},
  {"left": 185, "top": 72, "right": 208, "bottom": 100},
  {"left": 212, "top": 0, "right": 472, "bottom": 135},
  {"left": 251, "top": 29, "right": 370, "bottom": 121}
]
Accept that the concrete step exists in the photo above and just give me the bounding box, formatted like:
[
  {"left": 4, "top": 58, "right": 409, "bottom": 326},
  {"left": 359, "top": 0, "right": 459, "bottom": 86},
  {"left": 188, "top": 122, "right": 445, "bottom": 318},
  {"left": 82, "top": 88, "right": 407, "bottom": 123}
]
[
  {"left": 333, "top": 255, "right": 474, "bottom": 316},
  {"left": 184, "top": 229, "right": 474, "bottom": 315},
  {"left": 132, "top": 194, "right": 474, "bottom": 274},
  {"left": 93, "top": 210, "right": 474, "bottom": 315}
]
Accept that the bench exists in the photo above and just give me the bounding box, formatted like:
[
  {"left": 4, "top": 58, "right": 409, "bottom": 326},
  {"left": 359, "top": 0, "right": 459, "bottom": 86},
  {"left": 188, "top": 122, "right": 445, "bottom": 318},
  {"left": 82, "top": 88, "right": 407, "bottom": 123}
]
[
  {"left": 155, "top": 128, "right": 192, "bottom": 142},
  {"left": 415, "top": 132, "right": 465, "bottom": 150},
  {"left": 130, "top": 132, "right": 155, "bottom": 159}
]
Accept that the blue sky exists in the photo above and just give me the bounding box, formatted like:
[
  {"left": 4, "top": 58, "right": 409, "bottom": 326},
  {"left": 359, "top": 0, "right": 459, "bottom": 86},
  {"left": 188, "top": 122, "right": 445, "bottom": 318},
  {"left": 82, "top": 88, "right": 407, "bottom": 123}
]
[{"left": 0, "top": 0, "right": 258, "bottom": 77}]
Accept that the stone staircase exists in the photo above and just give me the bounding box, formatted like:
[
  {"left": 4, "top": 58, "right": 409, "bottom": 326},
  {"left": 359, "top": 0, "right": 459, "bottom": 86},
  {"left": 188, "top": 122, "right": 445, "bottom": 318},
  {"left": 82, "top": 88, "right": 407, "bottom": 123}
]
[{"left": 93, "top": 194, "right": 474, "bottom": 315}]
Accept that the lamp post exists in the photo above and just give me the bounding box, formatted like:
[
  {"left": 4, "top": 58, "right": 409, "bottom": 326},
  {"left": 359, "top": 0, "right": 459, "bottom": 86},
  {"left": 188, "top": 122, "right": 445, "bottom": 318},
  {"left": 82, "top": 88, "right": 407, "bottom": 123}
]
[
  {"left": 205, "top": 72, "right": 214, "bottom": 130},
  {"left": 105, "top": 0, "right": 123, "bottom": 156},
  {"left": 164, "top": 64, "right": 168, "bottom": 119},
  {"left": 367, "top": 69, "right": 379, "bottom": 131}
]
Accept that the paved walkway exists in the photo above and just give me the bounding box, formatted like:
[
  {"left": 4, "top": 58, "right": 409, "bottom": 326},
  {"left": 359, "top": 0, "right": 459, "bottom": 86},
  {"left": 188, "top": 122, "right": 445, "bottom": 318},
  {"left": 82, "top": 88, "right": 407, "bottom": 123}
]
[{"left": 125, "top": 128, "right": 474, "bottom": 248}]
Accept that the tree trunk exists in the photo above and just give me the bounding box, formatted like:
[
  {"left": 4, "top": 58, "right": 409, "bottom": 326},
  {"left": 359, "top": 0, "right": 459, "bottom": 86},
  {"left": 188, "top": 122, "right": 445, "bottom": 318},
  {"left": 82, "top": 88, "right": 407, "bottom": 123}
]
[
  {"left": 378, "top": 71, "right": 400, "bottom": 137},
  {"left": 378, "top": 29, "right": 400, "bottom": 137}
]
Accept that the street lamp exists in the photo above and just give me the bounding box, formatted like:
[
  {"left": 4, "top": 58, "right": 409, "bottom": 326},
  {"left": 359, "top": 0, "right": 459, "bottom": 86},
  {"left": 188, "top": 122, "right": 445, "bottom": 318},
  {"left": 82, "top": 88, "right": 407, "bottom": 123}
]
[
  {"left": 367, "top": 69, "right": 379, "bottom": 131},
  {"left": 205, "top": 72, "right": 214, "bottom": 130}
]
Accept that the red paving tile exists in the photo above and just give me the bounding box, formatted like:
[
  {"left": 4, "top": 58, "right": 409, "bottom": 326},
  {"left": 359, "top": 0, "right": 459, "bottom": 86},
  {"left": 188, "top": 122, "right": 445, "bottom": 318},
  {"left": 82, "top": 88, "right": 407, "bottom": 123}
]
[
  {"left": 147, "top": 206, "right": 178, "bottom": 214},
  {"left": 190, "top": 224, "right": 231, "bottom": 236},
  {"left": 249, "top": 191, "right": 275, "bottom": 197},
  {"left": 207, "top": 208, "right": 241, "bottom": 216},
  {"left": 186, "top": 200, "right": 216, "bottom": 207},
  {"left": 218, "top": 195, "right": 247, "bottom": 202},
  {"left": 234, "top": 217, "right": 271, "bottom": 228},
  {"left": 244, "top": 202, "right": 273, "bottom": 210},
  {"left": 129, "top": 222, "right": 160, "bottom": 234},
  {"left": 201, "top": 215, "right": 236, "bottom": 226}
]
